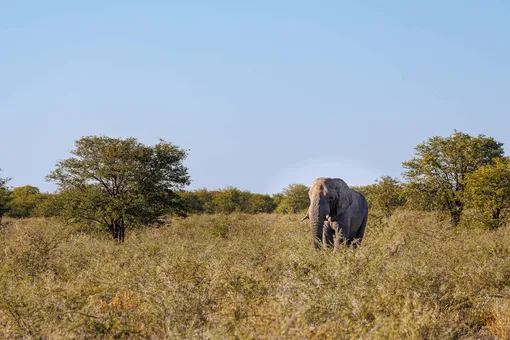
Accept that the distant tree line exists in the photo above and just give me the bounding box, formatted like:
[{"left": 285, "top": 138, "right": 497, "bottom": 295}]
[
  {"left": 179, "top": 183, "right": 310, "bottom": 215},
  {"left": 1, "top": 130, "right": 510, "bottom": 240},
  {"left": 0, "top": 182, "right": 311, "bottom": 219}
]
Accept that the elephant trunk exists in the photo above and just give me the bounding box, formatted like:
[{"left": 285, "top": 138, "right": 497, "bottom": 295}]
[{"left": 309, "top": 197, "right": 325, "bottom": 249}]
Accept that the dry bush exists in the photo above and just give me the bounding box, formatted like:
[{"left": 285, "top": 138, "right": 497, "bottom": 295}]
[{"left": 1, "top": 212, "right": 509, "bottom": 339}]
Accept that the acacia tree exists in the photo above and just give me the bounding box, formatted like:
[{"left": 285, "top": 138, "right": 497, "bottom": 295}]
[
  {"left": 464, "top": 157, "right": 510, "bottom": 227},
  {"left": 47, "top": 136, "right": 190, "bottom": 241},
  {"left": 402, "top": 130, "right": 504, "bottom": 226},
  {"left": 0, "top": 170, "right": 11, "bottom": 224}
]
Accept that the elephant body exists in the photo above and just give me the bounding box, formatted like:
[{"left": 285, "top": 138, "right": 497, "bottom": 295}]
[{"left": 302, "top": 177, "right": 368, "bottom": 249}]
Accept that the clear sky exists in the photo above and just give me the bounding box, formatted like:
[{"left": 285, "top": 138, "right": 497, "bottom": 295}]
[{"left": 1, "top": 1, "right": 509, "bottom": 194}]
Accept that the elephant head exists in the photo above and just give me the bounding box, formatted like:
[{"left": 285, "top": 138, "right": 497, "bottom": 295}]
[{"left": 301, "top": 177, "right": 353, "bottom": 249}]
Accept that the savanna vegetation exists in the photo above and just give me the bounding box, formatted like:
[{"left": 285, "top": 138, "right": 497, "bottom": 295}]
[
  {"left": 1, "top": 212, "right": 510, "bottom": 338},
  {"left": 1, "top": 130, "right": 510, "bottom": 338}
]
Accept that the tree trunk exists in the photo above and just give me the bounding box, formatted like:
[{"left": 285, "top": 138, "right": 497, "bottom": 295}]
[
  {"left": 119, "top": 219, "right": 125, "bottom": 243},
  {"left": 450, "top": 200, "right": 464, "bottom": 227},
  {"left": 110, "top": 219, "right": 126, "bottom": 242},
  {"left": 492, "top": 208, "right": 501, "bottom": 220}
]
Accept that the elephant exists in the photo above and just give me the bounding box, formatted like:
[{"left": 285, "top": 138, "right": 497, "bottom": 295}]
[{"left": 301, "top": 177, "right": 368, "bottom": 249}]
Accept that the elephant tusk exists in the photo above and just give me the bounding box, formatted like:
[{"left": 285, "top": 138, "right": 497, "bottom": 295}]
[{"left": 326, "top": 214, "right": 331, "bottom": 221}]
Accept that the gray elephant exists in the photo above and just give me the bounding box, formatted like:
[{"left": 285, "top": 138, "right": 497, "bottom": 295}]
[{"left": 301, "top": 177, "right": 368, "bottom": 249}]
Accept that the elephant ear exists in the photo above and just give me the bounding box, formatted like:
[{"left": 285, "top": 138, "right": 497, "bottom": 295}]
[{"left": 332, "top": 178, "right": 353, "bottom": 216}]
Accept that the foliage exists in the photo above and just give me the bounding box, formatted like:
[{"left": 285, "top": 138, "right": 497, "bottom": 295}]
[
  {"left": 354, "top": 176, "right": 405, "bottom": 218},
  {"left": 46, "top": 136, "right": 190, "bottom": 241},
  {"left": 0, "top": 170, "right": 11, "bottom": 222},
  {"left": 6, "top": 185, "right": 48, "bottom": 218},
  {"left": 209, "top": 186, "right": 252, "bottom": 213},
  {"left": 179, "top": 188, "right": 215, "bottom": 214},
  {"left": 0, "top": 213, "right": 509, "bottom": 338},
  {"left": 247, "top": 193, "right": 277, "bottom": 213},
  {"left": 402, "top": 130, "right": 504, "bottom": 226},
  {"left": 464, "top": 157, "right": 510, "bottom": 228},
  {"left": 180, "top": 187, "right": 276, "bottom": 214},
  {"left": 274, "top": 184, "right": 310, "bottom": 214},
  {"left": 30, "top": 193, "right": 65, "bottom": 218}
]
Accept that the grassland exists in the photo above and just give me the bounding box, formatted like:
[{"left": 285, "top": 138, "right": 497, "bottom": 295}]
[{"left": 1, "top": 212, "right": 510, "bottom": 339}]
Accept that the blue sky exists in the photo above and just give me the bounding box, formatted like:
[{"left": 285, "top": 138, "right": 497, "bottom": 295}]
[{"left": 1, "top": 1, "right": 509, "bottom": 194}]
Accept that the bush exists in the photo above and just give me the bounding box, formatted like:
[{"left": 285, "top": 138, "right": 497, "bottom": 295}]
[
  {"left": 274, "top": 184, "right": 309, "bottom": 214},
  {"left": 180, "top": 188, "right": 276, "bottom": 214},
  {"left": 6, "top": 186, "right": 48, "bottom": 218},
  {"left": 354, "top": 176, "right": 406, "bottom": 218},
  {"left": 464, "top": 157, "right": 510, "bottom": 228}
]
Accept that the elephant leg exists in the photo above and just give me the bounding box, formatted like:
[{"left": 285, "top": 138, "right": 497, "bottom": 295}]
[
  {"left": 340, "top": 216, "right": 350, "bottom": 246},
  {"left": 327, "top": 221, "right": 340, "bottom": 249},
  {"left": 352, "top": 214, "right": 368, "bottom": 248},
  {"left": 332, "top": 218, "right": 349, "bottom": 248},
  {"left": 323, "top": 222, "right": 335, "bottom": 248}
]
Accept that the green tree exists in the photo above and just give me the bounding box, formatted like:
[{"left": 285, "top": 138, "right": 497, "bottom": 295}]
[
  {"left": 210, "top": 186, "right": 252, "bottom": 213},
  {"left": 272, "top": 193, "right": 284, "bottom": 207},
  {"left": 32, "top": 193, "right": 64, "bottom": 218},
  {"left": 180, "top": 188, "right": 276, "bottom": 214},
  {"left": 6, "top": 185, "right": 46, "bottom": 218},
  {"left": 402, "top": 130, "right": 504, "bottom": 226},
  {"left": 246, "top": 193, "right": 276, "bottom": 213},
  {"left": 47, "top": 136, "right": 190, "bottom": 241},
  {"left": 180, "top": 189, "right": 218, "bottom": 214},
  {"left": 361, "top": 176, "right": 405, "bottom": 218},
  {"left": 464, "top": 157, "right": 510, "bottom": 227},
  {"left": 275, "top": 184, "right": 310, "bottom": 214},
  {"left": 0, "top": 170, "right": 11, "bottom": 223}
]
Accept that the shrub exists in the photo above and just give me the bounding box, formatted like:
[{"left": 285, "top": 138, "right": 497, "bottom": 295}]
[
  {"left": 6, "top": 185, "right": 47, "bottom": 218},
  {"left": 275, "top": 184, "right": 309, "bottom": 214},
  {"left": 464, "top": 157, "right": 510, "bottom": 228}
]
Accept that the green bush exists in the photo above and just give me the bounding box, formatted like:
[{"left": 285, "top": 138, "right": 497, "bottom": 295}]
[
  {"left": 354, "top": 176, "right": 406, "bottom": 219},
  {"left": 464, "top": 157, "right": 510, "bottom": 228},
  {"left": 6, "top": 185, "right": 48, "bottom": 218},
  {"left": 180, "top": 187, "right": 276, "bottom": 214},
  {"left": 274, "top": 184, "right": 309, "bottom": 214}
]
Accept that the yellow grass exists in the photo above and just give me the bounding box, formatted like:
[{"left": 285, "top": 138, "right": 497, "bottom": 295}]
[{"left": 1, "top": 212, "right": 510, "bottom": 339}]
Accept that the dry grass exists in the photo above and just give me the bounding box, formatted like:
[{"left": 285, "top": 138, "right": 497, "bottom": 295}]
[{"left": 1, "top": 212, "right": 510, "bottom": 339}]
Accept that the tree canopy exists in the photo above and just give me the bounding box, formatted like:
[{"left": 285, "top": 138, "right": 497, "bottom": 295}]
[
  {"left": 6, "top": 185, "right": 46, "bottom": 218},
  {"left": 356, "top": 176, "right": 405, "bottom": 218},
  {"left": 465, "top": 157, "right": 510, "bottom": 227},
  {"left": 180, "top": 187, "right": 276, "bottom": 214},
  {"left": 402, "top": 130, "right": 504, "bottom": 226},
  {"left": 46, "top": 136, "right": 190, "bottom": 241},
  {"left": 274, "top": 184, "right": 310, "bottom": 214}
]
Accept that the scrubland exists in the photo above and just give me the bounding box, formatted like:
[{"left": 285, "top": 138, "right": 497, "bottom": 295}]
[{"left": 1, "top": 212, "right": 510, "bottom": 339}]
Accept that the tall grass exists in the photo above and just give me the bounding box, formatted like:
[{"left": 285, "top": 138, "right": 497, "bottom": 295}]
[{"left": 1, "top": 212, "right": 509, "bottom": 339}]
